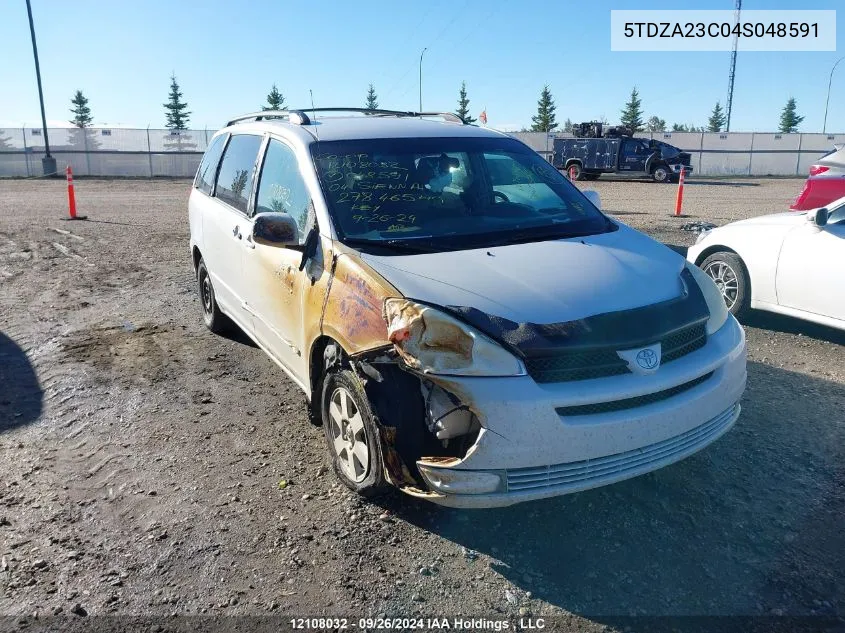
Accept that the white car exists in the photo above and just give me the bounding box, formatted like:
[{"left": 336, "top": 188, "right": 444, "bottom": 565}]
[
  {"left": 189, "top": 108, "right": 746, "bottom": 508},
  {"left": 688, "top": 196, "right": 845, "bottom": 331}
]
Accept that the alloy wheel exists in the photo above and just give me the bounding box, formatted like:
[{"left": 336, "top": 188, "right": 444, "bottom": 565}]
[
  {"left": 327, "top": 386, "right": 370, "bottom": 483},
  {"left": 703, "top": 260, "right": 739, "bottom": 310}
]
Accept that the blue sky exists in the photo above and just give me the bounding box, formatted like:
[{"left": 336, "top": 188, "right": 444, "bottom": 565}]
[{"left": 2, "top": 0, "right": 843, "bottom": 132}]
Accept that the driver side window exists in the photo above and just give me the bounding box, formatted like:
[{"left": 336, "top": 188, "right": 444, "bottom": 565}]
[{"left": 255, "top": 139, "right": 312, "bottom": 243}]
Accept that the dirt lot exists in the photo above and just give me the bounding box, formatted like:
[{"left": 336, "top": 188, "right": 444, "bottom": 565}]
[{"left": 1, "top": 177, "right": 843, "bottom": 629}]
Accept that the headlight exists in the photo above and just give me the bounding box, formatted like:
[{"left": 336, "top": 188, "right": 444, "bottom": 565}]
[
  {"left": 685, "top": 262, "right": 729, "bottom": 335},
  {"left": 384, "top": 298, "right": 525, "bottom": 377},
  {"left": 694, "top": 230, "right": 711, "bottom": 245}
]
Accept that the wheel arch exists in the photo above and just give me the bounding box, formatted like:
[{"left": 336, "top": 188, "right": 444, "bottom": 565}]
[
  {"left": 308, "top": 335, "right": 350, "bottom": 406},
  {"left": 191, "top": 245, "right": 203, "bottom": 272},
  {"left": 693, "top": 244, "right": 741, "bottom": 267}
]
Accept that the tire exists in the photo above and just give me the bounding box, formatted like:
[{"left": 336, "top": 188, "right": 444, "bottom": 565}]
[
  {"left": 196, "top": 258, "right": 231, "bottom": 334},
  {"left": 651, "top": 164, "right": 671, "bottom": 183},
  {"left": 700, "top": 252, "right": 751, "bottom": 320},
  {"left": 321, "top": 369, "right": 389, "bottom": 497},
  {"left": 566, "top": 163, "right": 584, "bottom": 181}
]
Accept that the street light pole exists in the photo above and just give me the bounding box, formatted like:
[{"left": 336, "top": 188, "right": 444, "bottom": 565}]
[
  {"left": 823, "top": 55, "right": 845, "bottom": 134},
  {"left": 25, "top": 0, "right": 55, "bottom": 176},
  {"left": 419, "top": 47, "right": 427, "bottom": 113}
]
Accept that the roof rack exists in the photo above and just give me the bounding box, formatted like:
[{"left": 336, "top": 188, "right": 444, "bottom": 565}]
[{"left": 226, "top": 108, "right": 465, "bottom": 127}]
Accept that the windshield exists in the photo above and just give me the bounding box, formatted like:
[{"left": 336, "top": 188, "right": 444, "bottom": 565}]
[
  {"left": 656, "top": 141, "right": 681, "bottom": 159},
  {"left": 311, "top": 137, "right": 613, "bottom": 253}
]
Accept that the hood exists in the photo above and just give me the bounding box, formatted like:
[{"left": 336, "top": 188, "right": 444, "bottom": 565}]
[
  {"left": 730, "top": 211, "right": 807, "bottom": 227},
  {"left": 359, "top": 223, "right": 686, "bottom": 324}
]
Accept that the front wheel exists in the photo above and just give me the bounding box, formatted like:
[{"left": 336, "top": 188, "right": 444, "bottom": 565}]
[
  {"left": 700, "top": 252, "right": 750, "bottom": 319},
  {"left": 651, "top": 165, "right": 671, "bottom": 183},
  {"left": 321, "top": 370, "right": 389, "bottom": 497}
]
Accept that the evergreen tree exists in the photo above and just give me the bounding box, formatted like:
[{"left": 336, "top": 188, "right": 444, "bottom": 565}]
[
  {"left": 67, "top": 90, "right": 100, "bottom": 151},
  {"left": 69, "top": 90, "right": 93, "bottom": 127},
  {"left": 163, "top": 74, "right": 191, "bottom": 130},
  {"left": 0, "top": 129, "right": 14, "bottom": 150},
  {"left": 530, "top": 85, "right": 557, "bottom": 132},
  {"left": 671, "top": 123, "right": 705, "bottom": 133},
  {"left": 455, "top": 81, "right": 477, "bottom": 124},
  {"left": 778, "top": 97, "right": 804, "bottom": 133},
  {"left": 263, "top": 84, "right": 285, "bottom": 111},
  {"left": 365, "top": 84, "right": 379, "bottom": 110},
  {"left": 562, "top": 118, "right": 573, "bottom": 134},
  {"left": 620, "top": 87, "right": 644, "bottom": 132},
  {"left": 707, "top": 102, "right": 726, "bottom": 132},
  {"left": 646, "top": 116, "right": 666, "bottom": 132}
]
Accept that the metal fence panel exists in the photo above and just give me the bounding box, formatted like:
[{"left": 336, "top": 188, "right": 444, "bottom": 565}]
[
  {"left": 0, "top": 127, "right": 213, "bottom": 178},
  {"left": 2, "top": 127, "right": 843, "bottom": 178}
]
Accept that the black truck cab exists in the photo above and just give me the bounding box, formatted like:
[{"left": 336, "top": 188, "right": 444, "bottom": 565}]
[{"left": 552, "top": 123, "right": 692, "bottom": 183}]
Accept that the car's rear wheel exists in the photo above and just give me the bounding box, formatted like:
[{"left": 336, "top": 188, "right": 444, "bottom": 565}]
[
  {"left": 651, "top": 164, "right": 671, "bottom": 183},
  {"left": 701, "top": 252, "right": 750, "bottom": 319},
  {"left": 321, "top": 369, "right": 389, "bottom": 497},
  {"left": 197, "top": 259, "right": 231, "bottom": 334}
]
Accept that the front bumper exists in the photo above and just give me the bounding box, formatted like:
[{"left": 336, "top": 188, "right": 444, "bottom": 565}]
[{"left": 410, "top": 316, "right": 746, "bottom": 508}]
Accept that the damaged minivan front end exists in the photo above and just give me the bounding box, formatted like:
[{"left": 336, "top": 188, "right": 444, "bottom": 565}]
[{"left": 352, "top": 256, "right": 745, "bottom": 508}]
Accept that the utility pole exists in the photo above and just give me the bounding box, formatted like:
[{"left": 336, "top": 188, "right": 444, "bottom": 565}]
[
  {"left": 823, "top": 56, "right": 845, "bottom": 134},
  {"left": 725, "top": 0, "right": 741, "bottom": 132},
  {"left": 419, "top": 48, "right": 427, "bottom": 112},
  {"left": 25, "top": 0, "right": 56, "bottom": 175}
]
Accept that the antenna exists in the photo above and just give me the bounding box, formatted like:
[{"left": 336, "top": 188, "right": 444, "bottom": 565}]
[
  {"left": 309, "top": 89, "right": 319, "bottom": 140},
  {"left": 725, "top": 0, "right": 741, "bottom": 132}
]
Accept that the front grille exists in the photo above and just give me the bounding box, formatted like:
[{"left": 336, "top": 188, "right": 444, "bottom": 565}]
[
  {"left": 506, "top": 403, "right": 739, "bottom": 493},
  {"left": 525, "top": 322, "right": 707, "bottom": 384},
  {"left": 555, "top": 372, "right": 713, "bottom": 417},
  {"left": 662, "top": 323, "right": 707, "bottom": 362}
]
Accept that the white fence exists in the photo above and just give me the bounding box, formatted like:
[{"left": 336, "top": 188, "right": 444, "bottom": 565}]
[
  {"left": 0, "top": 127, "right": 211, "bottom": 178},
  {"left": 510, "top": 131, "right": 845, "bottom": 177},
  {"left": 2, "top": 126, "right": 843, "bottom": 178}
]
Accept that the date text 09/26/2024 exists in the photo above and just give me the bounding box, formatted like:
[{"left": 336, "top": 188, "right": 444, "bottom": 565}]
[{"left": 290, "top": 617, "right": 547, "bottom": 630}]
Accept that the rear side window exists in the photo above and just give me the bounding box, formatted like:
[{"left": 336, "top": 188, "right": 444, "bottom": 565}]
[
  {"left": 214, "top": 134, "right": 263, "bottom": 214},
  {"left": 194, "top": 134, "right": 228, "bottom": 195}
]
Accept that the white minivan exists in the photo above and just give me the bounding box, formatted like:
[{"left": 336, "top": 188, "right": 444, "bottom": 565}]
[{"left": 189, "top": 108, "right": 747, "bottom": 508}]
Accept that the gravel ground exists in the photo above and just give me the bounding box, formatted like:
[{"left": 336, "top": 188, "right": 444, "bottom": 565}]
[{"left": 0, "top": 177, "right": 843, "bottom": 630}]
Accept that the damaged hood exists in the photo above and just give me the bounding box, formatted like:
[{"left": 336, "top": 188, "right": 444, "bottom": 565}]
[{"left": 360, "top": 223, "right": 686, "bottom": 325}]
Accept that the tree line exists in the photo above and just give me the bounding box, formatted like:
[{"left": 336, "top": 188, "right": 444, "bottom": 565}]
[
  {"left": 65, "top": 78, "right": 484, "bottom": 130},
  {"left": 525, "top": 85, "right": 806, "bottom": 134},
  {"left": 64, "top": 77, "right": 805, "bottom": 134}
]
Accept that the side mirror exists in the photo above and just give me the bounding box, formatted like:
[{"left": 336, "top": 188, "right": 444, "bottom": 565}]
[
  {"left": 253, "top": 212, "right": 299, "bottom": 247},
  {"left": 807, "top": 207, "right": 829, "bottom": 228},
  {"left": 583, "top": 190, "right": 601, "bottom": 210}
]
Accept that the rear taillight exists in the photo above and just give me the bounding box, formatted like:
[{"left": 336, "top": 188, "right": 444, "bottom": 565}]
[{"left": 809, "top": 165, "right": 830, "bottom": 176}]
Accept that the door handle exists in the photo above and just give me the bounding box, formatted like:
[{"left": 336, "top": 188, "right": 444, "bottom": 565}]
[{"left": 232, "top": 225, "right": 241, "bottom": 239}]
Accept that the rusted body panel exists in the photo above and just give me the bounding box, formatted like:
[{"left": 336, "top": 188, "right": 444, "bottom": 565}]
[{"left": 317, "top": 242, "right": 399, "bottom": 357}]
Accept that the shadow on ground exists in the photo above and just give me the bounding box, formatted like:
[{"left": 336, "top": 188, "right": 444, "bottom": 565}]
[
  {"left": 607, "top": 209, "right": 648, "bottom": 216},
  {"left": 382, "top": 361, "right": 845, "bottom": 619},
  {"left": 221, "top": 324, "right": 258, "bottom": 348},
  {"left": 0, "top": 331, "right": 43, "bottom": 432},
  {"left": 743, "top": 311, "right": 845, "bottom": 346},
  {"left": 686, "top": 181, "right": 761, "bottom": 187}
]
